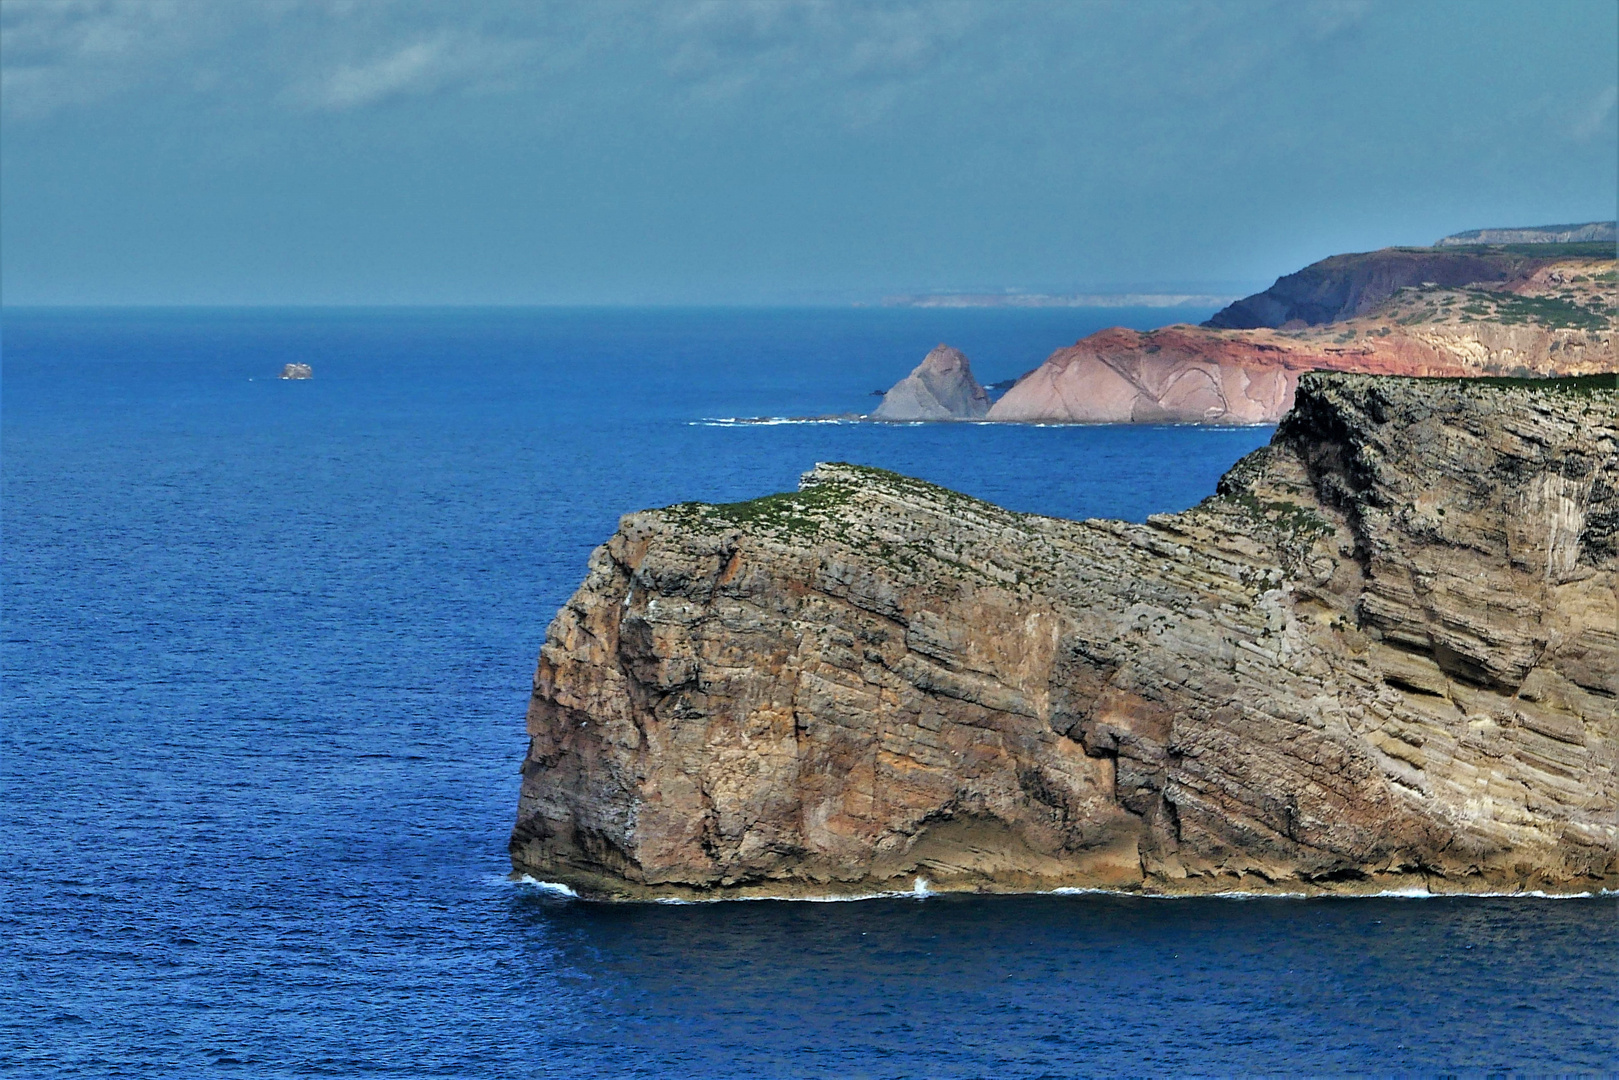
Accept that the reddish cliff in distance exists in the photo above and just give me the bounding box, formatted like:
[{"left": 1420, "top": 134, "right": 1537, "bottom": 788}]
[
  {"left": 989, "top": 257, "right": 1616, "bottom": 424},
  {"left": 1205, "top": 236, "right": 1614, "bottom": 329}
]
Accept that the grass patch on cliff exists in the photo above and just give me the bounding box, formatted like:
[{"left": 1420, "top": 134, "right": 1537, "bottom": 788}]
[
  {"left": 1478, "top": 291, "right": 1613, "bottom": 331},
  {"left": 667, "top": 480, "right": 860, "bottom": 541},
  {"left": 1220, "top": 492, "right": 1336, "bottom": 546},
  {"left": 1431, "top": 372, "right": 1619, "bottom": 395},
  {"left": 1382, "top": 280, "right": 1614, "bottom": 330},
  {"left": 662, "top": 464, "right": 1016, "bottom": 543},
  {"left": 661, "top": 463, "right": 1051, "bottom": 586},
  {"left": 1434, "top": 242, "right": 1617, "bottom": 258}
]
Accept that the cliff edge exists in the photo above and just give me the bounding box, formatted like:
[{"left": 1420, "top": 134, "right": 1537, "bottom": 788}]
[{"left": 512, "top": 374, "right": 1618, "bottom": 899}]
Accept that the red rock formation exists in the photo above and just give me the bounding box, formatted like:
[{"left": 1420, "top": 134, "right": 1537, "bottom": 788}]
[
  {"left": 986, "top": 326, "right": 1457, "bottom": 424},
  {"left": 988, "top": 261, "right": 1616, "bottom": 424}
]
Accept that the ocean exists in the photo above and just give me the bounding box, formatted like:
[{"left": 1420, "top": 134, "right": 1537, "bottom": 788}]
[{"left": 3, "top": 307, "right": 1614, "bottom": 1076}]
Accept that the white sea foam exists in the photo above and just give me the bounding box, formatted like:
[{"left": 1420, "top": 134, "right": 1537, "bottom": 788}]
[
  {"left": 686, "top": 416, "right": 1277, "bottom": 430},
  {"left": 498, "top": 872, "right": 1603, "bottom": 904},
  {"left": 656, "top": 885, "right": 934, "bottom": 904},
  {"left": 508, "top": 874, "right": 579, "bottom": 898},
  {"left": 689, "top": 417, "right": 864, "bottom": 427},
  {"left": 623, "top": 883, "right": 1603, "bottom": 904}
]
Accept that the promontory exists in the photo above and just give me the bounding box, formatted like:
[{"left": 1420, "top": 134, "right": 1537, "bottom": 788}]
[
  {"left": 980, "top": 231, "right": 1616, "bottom": 425},
  {"left": 512, "top": 373, "right": 1618, "bottom": 899}
]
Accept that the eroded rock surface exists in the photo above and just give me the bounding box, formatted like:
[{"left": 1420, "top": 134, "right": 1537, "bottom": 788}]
[
  {"left": 512, "top": 374, "right": 1618, "bottom": 899},
  {"left": 872, "top": 344, "right": 991, "bottom": 420},
  {"left": 985, "top": 326, "right": 1302, "bottom": 424}
]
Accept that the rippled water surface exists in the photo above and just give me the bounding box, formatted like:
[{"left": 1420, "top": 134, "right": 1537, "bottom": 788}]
[{"left": 4, "top": 307, "right": 1615, "bottom": 1076}]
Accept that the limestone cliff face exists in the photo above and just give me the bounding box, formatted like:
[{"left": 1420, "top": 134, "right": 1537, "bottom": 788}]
[
  {"left": 511, "top": 375, "right": 1618, "bottom": 899},
  {"left": 1436, "top": 222, "right": 1616, "bottom": 247},
  {"left": 872, "top": 344, "right": 990, "bottom": 420}
]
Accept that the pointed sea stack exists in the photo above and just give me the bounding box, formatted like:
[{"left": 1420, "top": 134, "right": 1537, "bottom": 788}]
[{"left": 872, "top": 345, "right": 990, "bottom": 421}]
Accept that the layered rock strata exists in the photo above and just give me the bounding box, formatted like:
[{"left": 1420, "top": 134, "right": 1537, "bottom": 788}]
[
  {"left": 511, "top": 374, "right": 1618, "bottom": 899},
  {"left": 1436, "top": 222, "right": 1616, "bottom": 247},
  {"left": 872, "top": 344, "right": 991, "bottom": 420}
]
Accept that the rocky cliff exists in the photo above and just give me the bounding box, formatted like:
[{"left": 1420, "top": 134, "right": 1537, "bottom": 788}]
[
  {"left": 984, "top": 326, "right": 1298, "bottom": 424},
  {"left": 1436, "top": 222, "right": 1616, "bottom": 247},
  {"left": 511, "top": 374, "right": 1618, "bottom": 899},
  {"left": 1205, "top": 244, "right": 1611, "bottom": 330},
  {"left": 988, "top": 259, "right": 1616, "bottom": 424},
  {"left": 872, "top": 344, "right": 991, "bottom": 420}
]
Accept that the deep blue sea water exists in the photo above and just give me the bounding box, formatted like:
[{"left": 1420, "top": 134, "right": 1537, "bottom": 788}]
[{"left": 3, "top": 307, "right": 1615, "bottom": 1077}]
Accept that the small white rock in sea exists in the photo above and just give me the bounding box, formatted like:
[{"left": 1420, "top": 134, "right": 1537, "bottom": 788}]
[{"left": 280, "top": 363, "right": 313, "bottom": 380}]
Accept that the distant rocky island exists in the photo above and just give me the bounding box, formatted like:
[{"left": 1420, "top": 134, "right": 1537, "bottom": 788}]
[
  {"left": 871, "top": 345, "right": 990, "bottom": 421},
  {"left": 868, "top": 222, "right": 1616, "bottom": 424},
  {"left": 512, "top": 373, "right": 1618, "bottom": 899}
]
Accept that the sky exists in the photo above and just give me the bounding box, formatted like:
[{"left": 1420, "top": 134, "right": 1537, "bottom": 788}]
[{"left": 2, "top": 0, "right": 1616, "bottom": 306}]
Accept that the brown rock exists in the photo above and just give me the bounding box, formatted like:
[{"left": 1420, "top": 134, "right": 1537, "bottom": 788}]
[{"left": 511, "top": 374, "right": 1618, "bottom": 899}]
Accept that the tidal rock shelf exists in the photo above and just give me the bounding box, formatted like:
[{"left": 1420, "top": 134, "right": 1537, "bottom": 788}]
[{"left": 511, "top": 374, "right": 1618, "bottom": 900}]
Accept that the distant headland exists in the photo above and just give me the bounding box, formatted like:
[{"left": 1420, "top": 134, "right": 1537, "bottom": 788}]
[{"left": 868, "top": 222, "right": 1617, "bottom": 424}]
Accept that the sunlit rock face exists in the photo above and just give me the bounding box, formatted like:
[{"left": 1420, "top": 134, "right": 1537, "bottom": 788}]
[
  {"left": 872, "top": 344, "right": 991, "bottom": 421},
  {"left": 986, "top": 327, "right": 1301, "bottom": 424},
  {"left": 512, "top": 374, "right": 1618, "bottom": 900}
]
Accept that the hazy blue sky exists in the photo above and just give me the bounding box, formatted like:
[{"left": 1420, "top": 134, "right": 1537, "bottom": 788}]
[{"left": 2, "top": 0, "right": 1615, "bottom": 305}]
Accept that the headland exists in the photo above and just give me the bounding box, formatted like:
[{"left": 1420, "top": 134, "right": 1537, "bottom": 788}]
[{"left": 512, "top": 373, "right": 1618, "bottom": 900}]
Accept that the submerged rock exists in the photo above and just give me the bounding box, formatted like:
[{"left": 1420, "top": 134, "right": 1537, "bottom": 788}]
[
  {"left": 872, "top": 345, "right": 990, "bottom": 421},
  {"left": 280, "top": 363, "right": 313, "bottom": 380},
  {"left": 512, "top": 374, "right": 1618, "bottom": 899}
]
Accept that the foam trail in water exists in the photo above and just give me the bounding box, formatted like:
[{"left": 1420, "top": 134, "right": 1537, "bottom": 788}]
[
  {"left": 689, "top": 417, "right": 864, "bottom": 427},
  {"left": 493, "top": 873, "right": 1604, "bottom": 904}
]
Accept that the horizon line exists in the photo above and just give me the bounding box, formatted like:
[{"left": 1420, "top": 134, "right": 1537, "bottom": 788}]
[{"left": 1, "top": 296, "right": 1243, "bottom": 313}]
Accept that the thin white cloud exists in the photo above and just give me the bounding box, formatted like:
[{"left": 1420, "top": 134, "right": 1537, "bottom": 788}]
[
  {"left": 318, "top": 39, "right": 451, "bottom": 109},
  {"left": 1570, "top": 84, "right": 1618, "bottom": 141},
  {"left": 0, "top": 0, "right": 212, "bottom": 118}
]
